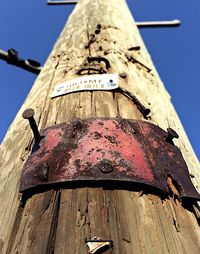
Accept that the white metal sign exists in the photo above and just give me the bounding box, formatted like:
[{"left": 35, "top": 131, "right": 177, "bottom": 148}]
[{"left": 51, "top": 74, "right": 118, "bottom": 98}]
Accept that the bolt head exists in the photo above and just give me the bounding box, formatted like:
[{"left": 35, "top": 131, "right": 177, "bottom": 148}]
[
  {"left": 99, "top": 161, "right": 114, "bottom": 174},
  {"left": 22, "top": 108, "right": 35, "bottom": 119}
]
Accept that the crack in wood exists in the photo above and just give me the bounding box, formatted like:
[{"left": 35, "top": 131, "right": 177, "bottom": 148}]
[
  {"left": 46, "top": 190, "right": 61, "bottom": 254},
  {"left": 173, "top": 218, "right": 180, "bottom": 232},
  {"left": 6, "top": 206, "right": 24, "bottom": 254}
]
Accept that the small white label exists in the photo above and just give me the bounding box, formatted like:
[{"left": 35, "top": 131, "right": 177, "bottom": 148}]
[{"left": 51, "top": 74, "right": 118, "bottom": 98}]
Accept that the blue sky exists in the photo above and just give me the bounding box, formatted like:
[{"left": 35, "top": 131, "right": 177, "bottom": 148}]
[{"left": 0, "top": 0, "right": 199, "bottom": 160}]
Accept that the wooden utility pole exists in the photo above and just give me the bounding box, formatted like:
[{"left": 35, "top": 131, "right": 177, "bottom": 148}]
[{"left": 0, "top": 0, "right": 199, "bottom": 253}]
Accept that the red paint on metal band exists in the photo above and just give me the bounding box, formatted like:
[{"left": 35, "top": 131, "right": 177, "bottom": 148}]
[{"left": 19, "top": 118, "right": 200, "bottom": 201}]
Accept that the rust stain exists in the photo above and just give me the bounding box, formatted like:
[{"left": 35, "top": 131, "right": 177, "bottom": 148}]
[
  {"left": 67, "top": 119, "right": 154, "bottom": 181},
  {"left": 19, "top": 118, "right": 200, "bottom": 201},
  {"left": 167, "top": 176, "right": 180, "bottom": 197}
]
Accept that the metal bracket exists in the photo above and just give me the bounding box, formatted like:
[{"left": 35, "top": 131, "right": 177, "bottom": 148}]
[
  {"left": 46, "top": 2, "right": 181, "bottom": 28},
  {"left": 136, "top": 19, "right": 181, "bottom": 28},
  {"left": 20, "top": 117, "right": 200, "bottom": 200},
  {"left": 47, "top": 0, "right": 77, "bottom": 4},
  {"left": 46, "top": 1, "right": 181, "bottom": 29},
  {"left": 0, "top": 48, "right": 42, "bottom": 74}
]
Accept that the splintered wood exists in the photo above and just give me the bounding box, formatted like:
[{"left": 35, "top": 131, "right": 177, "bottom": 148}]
[{"left": 0, "top": 0, "right": 199, "bottom": 253}]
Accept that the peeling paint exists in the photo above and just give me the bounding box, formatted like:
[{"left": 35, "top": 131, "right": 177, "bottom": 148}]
[{"left": 19, "top": 118, "right": 200, "bottom": 201}]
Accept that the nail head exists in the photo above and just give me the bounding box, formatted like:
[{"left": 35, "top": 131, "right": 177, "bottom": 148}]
[{"left": 22, "top": 108, "right": 35, "bottom": 119}]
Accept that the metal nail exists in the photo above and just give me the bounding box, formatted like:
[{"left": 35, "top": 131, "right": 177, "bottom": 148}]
[
  {"left": 165, "top": 128, "right": 179, "bottom": 144},
  {"left": 117, "top": 87, "right": 150, "bottom": 117},
  {"left": 22, "top": 108, "right": 41, "bottom": 143},
  {"left": 128, "top": 46, "right": 141, "bottom": 51}
]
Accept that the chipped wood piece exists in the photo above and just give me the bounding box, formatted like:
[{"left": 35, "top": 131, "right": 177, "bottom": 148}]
[{"left": 86, "top": 237, "right": 113, "bottom": 254}]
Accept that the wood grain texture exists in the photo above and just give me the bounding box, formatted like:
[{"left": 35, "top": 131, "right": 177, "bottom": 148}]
[{"left": 0, "top": 0, "right": 199, "bottom": 253}]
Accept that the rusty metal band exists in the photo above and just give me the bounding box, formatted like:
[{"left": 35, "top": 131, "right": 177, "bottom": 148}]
[{"left": 19, "top": 118, "right": 200, "bottom": 200}]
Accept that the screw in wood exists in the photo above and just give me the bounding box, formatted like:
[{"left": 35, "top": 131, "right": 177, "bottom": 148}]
[{"left": 22, "top": 108, "right": 41, "bottom": 143}]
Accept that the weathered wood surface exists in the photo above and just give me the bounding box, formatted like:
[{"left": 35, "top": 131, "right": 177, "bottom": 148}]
[{"left": 0, "top": 0, "right": 199, "bottom": 253}]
